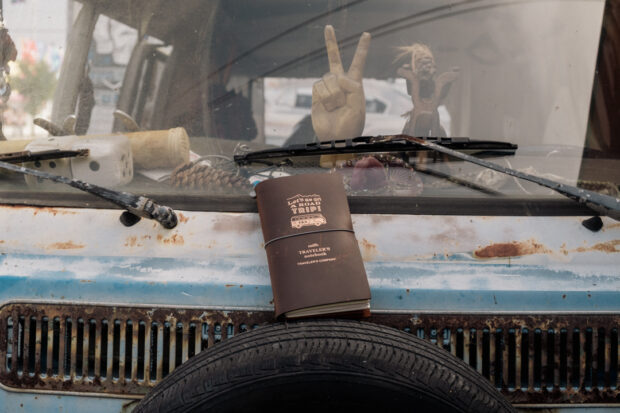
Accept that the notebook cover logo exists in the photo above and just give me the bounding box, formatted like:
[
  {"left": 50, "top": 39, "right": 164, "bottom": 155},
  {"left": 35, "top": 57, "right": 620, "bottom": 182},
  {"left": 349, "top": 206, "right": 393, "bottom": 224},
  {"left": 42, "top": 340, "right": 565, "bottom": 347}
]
[{"left": 287, "top": 194, "right": 327, "bottom": 229}]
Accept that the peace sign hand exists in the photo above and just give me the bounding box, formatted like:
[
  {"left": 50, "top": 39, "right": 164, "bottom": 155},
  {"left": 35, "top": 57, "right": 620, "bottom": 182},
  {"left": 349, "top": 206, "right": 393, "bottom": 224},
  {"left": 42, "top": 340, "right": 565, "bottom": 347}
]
[{"left": 311, "top": 26, "right": 371, "bottom": 141}]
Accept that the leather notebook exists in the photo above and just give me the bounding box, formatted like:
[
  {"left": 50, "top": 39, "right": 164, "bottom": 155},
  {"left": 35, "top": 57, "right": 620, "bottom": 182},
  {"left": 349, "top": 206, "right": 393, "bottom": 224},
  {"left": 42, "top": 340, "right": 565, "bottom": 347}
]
[{"left": 255, "top": 173, "right": 371, "bottom": 319}]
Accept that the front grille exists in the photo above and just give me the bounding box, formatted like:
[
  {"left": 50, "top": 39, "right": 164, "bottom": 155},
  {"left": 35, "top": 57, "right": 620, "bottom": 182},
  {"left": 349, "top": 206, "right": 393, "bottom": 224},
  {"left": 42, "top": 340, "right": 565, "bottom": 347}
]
[
  {"left": 382, "top": 313, "right": 619, "bottom": 404},
  {"left": 0, "top": 303, "right": 273, "bottom": 395},
  {"left": 1, "top": 303, "right": 618, "bottom": 404}
]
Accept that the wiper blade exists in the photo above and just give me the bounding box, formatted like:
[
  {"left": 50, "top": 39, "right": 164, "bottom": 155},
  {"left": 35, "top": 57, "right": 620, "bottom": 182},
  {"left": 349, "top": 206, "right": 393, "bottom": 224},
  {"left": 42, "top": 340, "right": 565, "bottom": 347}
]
[
  {"left": 0, "top": 160, "right": 178, "bottom": 229},
  {"left": 0, "top": 149, "right": 89, "bottom": 163},
  {"left": 391, "top": 135, "right": 620, "bottom": 221},
  {"left": 234, "top": 135, "right": 517, "bottom": 164}
]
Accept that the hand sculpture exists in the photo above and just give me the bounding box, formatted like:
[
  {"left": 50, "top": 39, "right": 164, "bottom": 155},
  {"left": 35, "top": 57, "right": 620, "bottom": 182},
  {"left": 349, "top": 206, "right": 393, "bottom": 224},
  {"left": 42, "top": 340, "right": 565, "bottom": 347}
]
[{"left": 311, "top": 26, "right": 370, "bottom": 141}]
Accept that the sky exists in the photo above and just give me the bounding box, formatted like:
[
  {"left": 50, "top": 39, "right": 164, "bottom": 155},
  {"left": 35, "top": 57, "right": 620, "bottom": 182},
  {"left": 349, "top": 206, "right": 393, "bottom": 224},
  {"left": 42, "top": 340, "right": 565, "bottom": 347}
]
[{"left": 3, "top": 0, "right": 70, "bottom": 67}]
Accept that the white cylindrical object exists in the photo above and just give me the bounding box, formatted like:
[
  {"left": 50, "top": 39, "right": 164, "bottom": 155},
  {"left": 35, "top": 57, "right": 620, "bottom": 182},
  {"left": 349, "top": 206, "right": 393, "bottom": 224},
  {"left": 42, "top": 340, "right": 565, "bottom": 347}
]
[
  {"left": 24, "top": 136, "right": 79, "bottom": 188},
  {"left": 71, "top": 135, "right": 133, "bottom": 187}
]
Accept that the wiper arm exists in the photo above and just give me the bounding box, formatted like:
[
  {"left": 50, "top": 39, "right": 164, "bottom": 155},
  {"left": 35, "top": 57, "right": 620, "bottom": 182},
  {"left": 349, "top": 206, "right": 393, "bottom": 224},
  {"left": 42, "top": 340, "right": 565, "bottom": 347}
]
[
  {"left": 413, "top": 165, "right": 502, "bottom": 196},
  {"left": 389, "top": 135, "right": 620, "bottom": 221},
  {"left": 234, "top": 135, "right": 517, "bottom": 164},
  {"left": 0, "top": 160, "right": 178, "bottom": 229}
]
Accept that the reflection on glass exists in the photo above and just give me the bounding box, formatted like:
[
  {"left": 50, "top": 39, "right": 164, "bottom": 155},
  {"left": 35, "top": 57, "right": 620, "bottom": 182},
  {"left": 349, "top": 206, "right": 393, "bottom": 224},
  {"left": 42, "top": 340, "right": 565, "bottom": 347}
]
[{"left": 0, "top": 0, "right": 615, "bottom": 205}]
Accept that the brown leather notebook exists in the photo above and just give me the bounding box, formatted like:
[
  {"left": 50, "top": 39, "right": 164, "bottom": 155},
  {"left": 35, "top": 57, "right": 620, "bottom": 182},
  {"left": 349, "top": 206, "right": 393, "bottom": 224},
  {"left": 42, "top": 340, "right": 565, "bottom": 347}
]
[{"left": 255, "top": 173, "right": 370, "bottom": 319}]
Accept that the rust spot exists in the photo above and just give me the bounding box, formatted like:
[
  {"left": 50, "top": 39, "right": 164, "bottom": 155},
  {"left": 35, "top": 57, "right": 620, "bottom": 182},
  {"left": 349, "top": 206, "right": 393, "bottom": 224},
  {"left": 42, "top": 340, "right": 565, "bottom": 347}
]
[
  {"left": 79, "top": 280, "right": 94, "bottom": 283},
  {"left": 141, "top": 235, "right": 152, "bottom": 240},
  {"left": 125, "top": 236, "right": 140, "bottom": 247},
  {"left": 213, "top": 215, "right": 258, "bottom": 233},
  {"left": 574, "top": 240, "right": 620, "bottom": 253},
  {"left": 0, "top": 240, "right": 4, "bottom": 244},
  {"left": 31, "top": 207, "right": 77, "bottom": 216},
  {"left": 604, "top": 222, "right": 620, "bottom": 230},
  {"left": 359, "top": 238, "right": 378, "bottom": 261},
  {"left": 429, "top": 217, "right": 474, "bottom": 246},
  {"left": 225, "top": 284, "right": 236, "bottom": 288},
  {"left": 178, "top": 213, "right": 190, "bottom": 224},
  {"left": 562, "top": 294, "right": 566, "bottom": 299},
  {"left": 157, "top": 234, "right": 163, "bottom": 241},
  {"left": 369, "top": 215, "right": 395, "bottom": 224},
  {"left": 474, "top": 239, "right": 551, "bottom": 258},
  {"left": 159, "top": 233, "right": 184, "bottom": 246},
  {"left": 47, "top": 241, "right": 85, "bottom": 250}
]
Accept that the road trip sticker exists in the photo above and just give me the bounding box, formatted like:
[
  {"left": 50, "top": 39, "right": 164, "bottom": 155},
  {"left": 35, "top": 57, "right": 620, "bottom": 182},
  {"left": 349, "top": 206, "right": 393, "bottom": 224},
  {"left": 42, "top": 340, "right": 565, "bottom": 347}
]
[{"left": 287, "top": 194, "right": 327, "bottom": 229}]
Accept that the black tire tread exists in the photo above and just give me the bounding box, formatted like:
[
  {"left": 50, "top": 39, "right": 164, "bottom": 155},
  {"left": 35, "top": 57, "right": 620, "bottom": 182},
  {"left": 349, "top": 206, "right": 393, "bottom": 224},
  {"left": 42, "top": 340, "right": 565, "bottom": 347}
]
[{"left": 135, "top": 319, "right": 515, "bottom": 413}]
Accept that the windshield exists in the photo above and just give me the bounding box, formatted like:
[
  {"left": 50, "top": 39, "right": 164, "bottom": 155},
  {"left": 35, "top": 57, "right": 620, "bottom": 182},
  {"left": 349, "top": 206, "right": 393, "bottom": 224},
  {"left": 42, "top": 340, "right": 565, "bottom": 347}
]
[{"left": 0, "top": 0, "right": 617, "bottom": 211}]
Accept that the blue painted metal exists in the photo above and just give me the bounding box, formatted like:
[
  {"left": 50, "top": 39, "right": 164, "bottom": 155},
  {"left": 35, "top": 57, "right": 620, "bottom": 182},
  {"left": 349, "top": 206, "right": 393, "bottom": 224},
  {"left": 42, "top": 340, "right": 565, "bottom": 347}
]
[
  {"left": 3, "top": 389, "right": 620, "bottom": 413},
  {"left": 0, "top": 251, "right": 618, "bottom": 312},
  {"left": 0, "top": 388, "right": 131, "bottom": 413}
]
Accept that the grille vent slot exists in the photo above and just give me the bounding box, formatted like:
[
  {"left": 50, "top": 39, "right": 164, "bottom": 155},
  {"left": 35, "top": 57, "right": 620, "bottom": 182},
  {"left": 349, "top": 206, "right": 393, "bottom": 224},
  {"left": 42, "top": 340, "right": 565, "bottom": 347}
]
[
  {"left": 1, "top": 304, "right": 272, "bottom": 395},
  {"left": 1, "top": 303, "right": 618, "bottom": 404},
  {"left": 416, "top": 326, "right": 619, "bottom": 392}
]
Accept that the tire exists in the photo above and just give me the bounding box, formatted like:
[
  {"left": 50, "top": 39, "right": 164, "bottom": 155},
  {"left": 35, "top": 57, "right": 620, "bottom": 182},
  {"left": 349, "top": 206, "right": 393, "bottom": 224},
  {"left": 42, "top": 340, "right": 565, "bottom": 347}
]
[{"left": 134, "top": 319, "right": 515, "bottom": 413}]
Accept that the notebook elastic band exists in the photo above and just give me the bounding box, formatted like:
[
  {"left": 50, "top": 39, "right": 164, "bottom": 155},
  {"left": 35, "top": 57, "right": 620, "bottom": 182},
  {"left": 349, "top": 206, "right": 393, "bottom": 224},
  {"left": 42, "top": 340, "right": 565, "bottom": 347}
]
[{"left": 264, "top": 228, "right": 354, "bottom": 248}]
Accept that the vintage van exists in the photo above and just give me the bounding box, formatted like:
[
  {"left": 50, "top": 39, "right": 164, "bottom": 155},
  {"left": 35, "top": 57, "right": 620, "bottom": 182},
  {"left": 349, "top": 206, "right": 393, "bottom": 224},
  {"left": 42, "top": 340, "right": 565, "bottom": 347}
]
[{"left": 0, "top": 1, "right": 618, "bottom": 412}]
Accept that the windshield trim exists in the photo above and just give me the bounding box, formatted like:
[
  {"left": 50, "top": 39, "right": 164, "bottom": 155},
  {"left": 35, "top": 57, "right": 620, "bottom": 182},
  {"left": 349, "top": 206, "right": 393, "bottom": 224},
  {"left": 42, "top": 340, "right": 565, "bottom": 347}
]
[{"left": 0, "top": 191, "right": 595, "bottom": 216}]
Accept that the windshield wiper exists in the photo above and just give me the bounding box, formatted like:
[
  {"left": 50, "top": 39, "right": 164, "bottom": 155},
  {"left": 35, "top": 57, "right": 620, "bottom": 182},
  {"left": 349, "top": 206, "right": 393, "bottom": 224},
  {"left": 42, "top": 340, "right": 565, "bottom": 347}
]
[
  {"left": 234, "top": 135, "right": 517, "bottom": 164},
  {"left": 388, "top": 135, "right": 619, "bottom": 221},
  {"left": 0, "top": 149, "right": 89, "bottom": 163},
  {"left": 0, "top": 160, "right": 178, "bottom": 229},
  {"left": 236, "top": 134, "right": 619, "bottom": 221}
]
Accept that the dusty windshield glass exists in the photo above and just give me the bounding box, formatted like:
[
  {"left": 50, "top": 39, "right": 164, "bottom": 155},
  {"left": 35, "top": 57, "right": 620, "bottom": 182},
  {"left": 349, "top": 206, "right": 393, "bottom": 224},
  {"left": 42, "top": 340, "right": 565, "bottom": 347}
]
[{"left": 0, "top": 0, "right": 617, "bottom": 207}]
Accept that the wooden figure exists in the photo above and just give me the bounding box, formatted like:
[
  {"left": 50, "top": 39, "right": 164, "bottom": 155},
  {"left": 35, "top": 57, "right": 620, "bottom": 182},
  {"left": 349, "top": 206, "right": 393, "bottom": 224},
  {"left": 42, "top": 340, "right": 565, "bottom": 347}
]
[{"left": 397, "top": 43, "right": 458, "bottom": 137}]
